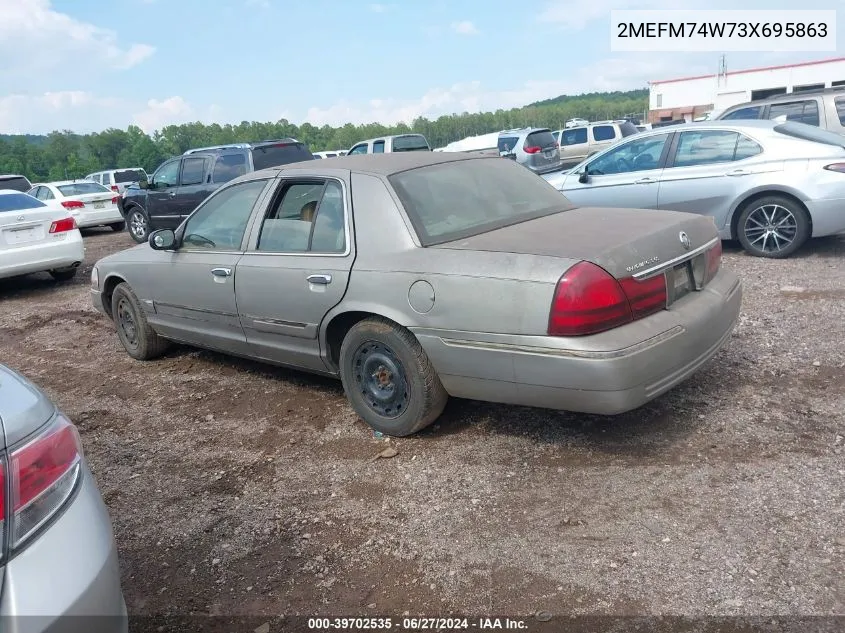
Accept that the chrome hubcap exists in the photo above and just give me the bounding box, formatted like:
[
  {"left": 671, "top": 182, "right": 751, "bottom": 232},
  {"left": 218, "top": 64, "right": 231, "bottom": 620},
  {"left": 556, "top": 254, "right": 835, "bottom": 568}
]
[
  {"left": 744, "top": 204, "right": 797, "bottom": 254},
  {"left": 130, "top": 212, "right": 147, "bottom": 239}
]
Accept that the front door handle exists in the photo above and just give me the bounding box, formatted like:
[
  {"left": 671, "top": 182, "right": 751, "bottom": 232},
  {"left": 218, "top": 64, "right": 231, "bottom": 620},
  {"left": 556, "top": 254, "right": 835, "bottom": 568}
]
[
  {"left": 168, "top": 191, "right": 177, "bottom": 197},
  {"left": 726, "top": 169, "right": 750, "bottom": 177},
  {"left": 211, "top": 267, "right": 232, "bottom": 278},
  {"left": 635, "top": 177, "right": 657, "bottom": 184},
  {"left": 307, "top": 274, "right": 332, "bottom": 285}
]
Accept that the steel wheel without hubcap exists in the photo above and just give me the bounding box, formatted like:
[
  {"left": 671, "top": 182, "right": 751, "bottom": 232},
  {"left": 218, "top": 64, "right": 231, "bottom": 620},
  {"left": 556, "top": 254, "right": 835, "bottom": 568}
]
[
  {"left": 128, "top": 210, "right": 148, "bottom": 242},
  {"left": 352, "top": 341, "right": 409, "bottom": 419},
  {"left": 743, "top": 203, "right": 797, "bottom": 255},
  {"left": 116, "top": 297, "right": 139, "bottom": 351}
]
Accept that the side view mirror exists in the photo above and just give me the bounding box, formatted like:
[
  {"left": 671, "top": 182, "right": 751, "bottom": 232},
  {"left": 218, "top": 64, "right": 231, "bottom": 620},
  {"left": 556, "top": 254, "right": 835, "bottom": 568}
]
[
  {"left": 578, "top": 166, "right": 590, "bottom": 184},
  {"left": 149, "top": 229, "right": 176, "bottom": 250}
]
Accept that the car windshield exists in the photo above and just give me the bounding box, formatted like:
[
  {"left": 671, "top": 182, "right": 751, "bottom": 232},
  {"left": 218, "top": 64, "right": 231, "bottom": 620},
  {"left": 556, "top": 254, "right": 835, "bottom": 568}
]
[
  {"left": 114, "top": 169, "right": 147, "bottom": 183},
  {"left": 57, "top": 182, "right": 110, "bottom": 196},
  {"left": 0, "top": 193, "right": 47, "bottom": 212},
  {"left": 774, "top": 122, "right": 845, "bottom": 147},
  {"left": 388, "top": 157, "right": 574, "bottom": 246},
  {"left": 392, "top": 135, "right": 430, "bottom": 152}
]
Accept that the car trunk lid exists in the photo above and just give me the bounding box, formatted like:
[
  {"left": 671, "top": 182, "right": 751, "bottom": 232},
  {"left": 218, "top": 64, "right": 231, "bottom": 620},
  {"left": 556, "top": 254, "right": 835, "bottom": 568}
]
[
  {"left": 432, "top": 206, "right": 719, "bottom": 281},
  {"left": 0, "top": 207, "right": 74, "bottom": 252}
]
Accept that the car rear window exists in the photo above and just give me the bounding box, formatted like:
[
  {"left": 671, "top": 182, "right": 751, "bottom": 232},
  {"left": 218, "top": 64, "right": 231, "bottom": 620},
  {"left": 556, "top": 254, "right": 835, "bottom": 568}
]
[
  {"left": 388, "top": 157, "right": 574, "bottom": 246},
  {"left": 525, "top": 130, "right": 556, "bottom": 149},
  {"left": 0, "top": 192, "right": 46, "bottom": 211},
  {"left": 57, "top": 182, "right": 110, "bottom": 196},
  {"left": 773, "top": 122, "right": 845, "bottom": 147},
  {"left": 114, "top": 169, "right": 147, "bottom": 183},
  {"left": 251, "top": 143, "right": 314, "bottom": 170},
  {"left": 498, "top": 136, "right": 520, "bottom": 153},
  {"left": 0, "top": 176, "right": 32, "bottom": 192},
  {"left": 392, "top": 135, "right": 430, "bottom": 152}
]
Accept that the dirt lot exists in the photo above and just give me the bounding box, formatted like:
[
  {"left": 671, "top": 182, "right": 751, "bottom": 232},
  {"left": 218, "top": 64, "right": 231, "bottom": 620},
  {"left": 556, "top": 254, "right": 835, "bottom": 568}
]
[{"left": 1, "top": 229, "right": 843, "bottom": 630}]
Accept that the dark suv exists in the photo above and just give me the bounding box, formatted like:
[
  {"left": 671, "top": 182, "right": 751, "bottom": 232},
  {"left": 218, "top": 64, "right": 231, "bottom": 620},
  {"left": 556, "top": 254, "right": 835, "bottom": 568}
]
[{"left": 121, "top": 138, "right": 314, "bottom": 243}]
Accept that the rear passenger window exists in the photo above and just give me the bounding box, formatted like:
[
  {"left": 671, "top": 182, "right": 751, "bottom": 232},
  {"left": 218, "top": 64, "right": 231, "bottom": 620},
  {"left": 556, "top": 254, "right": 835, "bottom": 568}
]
[
  {"left": 212, "top": 153, "right": 248, "bottom": 183},
  {"left": 721, "top": 106, "right": 762, "bottom": 120},
  {"left": 373, "top": 141, "right": 385, "bottom": 153},
  {"left": 561, "top": 128, "right": 588, "bottom": 145},
  {"left": 102, "top": 173, "right": 111, "bottom": 185},
  {"left": 256, "top": 181, "right": 346, "bottom": 253},
  {"left": 734, "top": 134, "right": 763, "bottom": 160},
  {"left": 673, "top": 130, "right": 740, "bottom": 168},
  {"left": 592, "top": 125, "right": 616, "bottom": 142},
  {"left": 181, "top": 158, "right": 207, "bottom": 186},
  {"left": 835, "top": 96, "right": 845, "bottom": 125},
  {"left": 768, "top": 100, "right": 819, "bottom": 126}
]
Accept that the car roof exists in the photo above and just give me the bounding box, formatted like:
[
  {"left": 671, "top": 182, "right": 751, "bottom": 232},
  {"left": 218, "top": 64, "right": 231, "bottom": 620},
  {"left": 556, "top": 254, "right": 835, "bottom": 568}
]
[
  {"left": 0, "top": 174, "right": 28, "bottom": 179},
  {"left": 37, "top": 180, "right": 104, "bottom": 187},
  {"left": 354, "top": 134, "right": 427, "bottom": 144},
  {"left": 0, "top": 188, "right": 30, "bottom": 195},
  {"left": 251, "top": 151, "right": 487, "bottom": 179}
]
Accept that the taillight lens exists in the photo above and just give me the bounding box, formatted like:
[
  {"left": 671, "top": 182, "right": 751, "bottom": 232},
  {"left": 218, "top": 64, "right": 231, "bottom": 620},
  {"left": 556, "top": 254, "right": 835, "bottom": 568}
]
[
  {"left": 548, "top": 261, "right": 668, "bottom": 337},
  {"left": 523, "top": 145, "right": 542, "bottom": 154},
  {"left": 49, "top": 217, "right": 77, "bottom": 233},
  {"left": 111, "top": 185, "right": 119, "bottom": 192},
  {"left": 0, "top": 457, "right": 5, "bottom": 563},
  {"left": 823, "top": 163, "right": 845, "bottom": 173},
  {"left": 703, "top": 240, "right": 722, "bottom": 285},
  {"left": 61, "top": 200, "right": 84, "bottom": 210},
  {"left": 111, "top": 196, "right": 120, "bottom": 204},
  {"left": 6, "top": 414, "right": 83, "bottom": 550}
]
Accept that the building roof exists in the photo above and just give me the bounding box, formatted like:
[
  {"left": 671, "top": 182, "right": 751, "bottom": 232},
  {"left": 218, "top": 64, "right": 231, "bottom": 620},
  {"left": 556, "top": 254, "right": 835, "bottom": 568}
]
[{"left": 650, "top": 56, "right": 845, "bottom": 86}]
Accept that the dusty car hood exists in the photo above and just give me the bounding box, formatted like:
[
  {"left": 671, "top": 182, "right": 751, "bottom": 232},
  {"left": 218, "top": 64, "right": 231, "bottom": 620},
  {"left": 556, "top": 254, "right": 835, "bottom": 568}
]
[
  {"left": 432, "top": 206, "right": 718, "bottom": 279},
  {"left": 0, "top": 364, "right": 56, "bottom": 449}
]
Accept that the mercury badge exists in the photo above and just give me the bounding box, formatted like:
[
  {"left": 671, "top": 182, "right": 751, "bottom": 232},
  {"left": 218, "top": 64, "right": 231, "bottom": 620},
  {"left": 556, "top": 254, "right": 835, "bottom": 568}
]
[
  {"left": 679, "top": 231, "right": 691, "bottom": 250},
  {"left": 17, "top": 215, "right": 24, "bottom": 222}
]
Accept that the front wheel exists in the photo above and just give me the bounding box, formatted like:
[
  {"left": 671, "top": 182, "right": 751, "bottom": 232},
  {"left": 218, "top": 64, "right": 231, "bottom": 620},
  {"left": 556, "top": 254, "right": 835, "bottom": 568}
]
[
  {"left": 110, "top": 282, "right": 170, "bottom": 360},
  {"left": 339, "top": 317, "right": 448, "bottom": 436},
  {"left": 737, "top": 195, "right": 810, "bottom": 259},
  {"left": 126, "top": 207, "right": 150, "bottom": 243}
]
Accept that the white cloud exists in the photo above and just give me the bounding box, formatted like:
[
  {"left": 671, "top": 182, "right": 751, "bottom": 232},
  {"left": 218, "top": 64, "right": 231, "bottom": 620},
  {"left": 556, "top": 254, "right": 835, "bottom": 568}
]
[
  {"left": 451, "top": 20, "right": 479, "bottom": 36},
  {"left": 0, "top": 92, "right": 223, "bottom": 135},
  {"left": 0, "top": 0, "right": 155, "bottom": 79},
  {"left": 303, "top": 54, "right": 715, "bottom": 126}
]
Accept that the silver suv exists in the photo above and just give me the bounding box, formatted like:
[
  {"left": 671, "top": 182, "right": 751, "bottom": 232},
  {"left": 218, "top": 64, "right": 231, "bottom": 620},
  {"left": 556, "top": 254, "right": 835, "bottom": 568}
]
[
  {"left": 497, "top": 128, "right": 562, "bottom": 174},
  {"left": 715, "top": 87, "right": 845, "bottom": 135},
  {"left": 552, "top": 120, "right": 640, "bottom": 166}
]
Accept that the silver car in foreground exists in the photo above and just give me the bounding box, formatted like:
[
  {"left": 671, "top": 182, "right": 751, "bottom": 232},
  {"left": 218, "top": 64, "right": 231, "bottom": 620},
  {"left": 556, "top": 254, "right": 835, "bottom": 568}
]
[
  {"left": 91, "top": 153, "right": 741, "bottom": 436},
  {"left": 544, "top": 120, "right": 845, "bottom": 258},
  {"left": 0, "top": 364, "right": 126, "bottom": 633}
]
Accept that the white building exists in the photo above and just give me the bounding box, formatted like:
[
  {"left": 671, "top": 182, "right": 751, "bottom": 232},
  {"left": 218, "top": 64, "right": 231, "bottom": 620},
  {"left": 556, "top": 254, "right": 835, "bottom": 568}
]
[{"left": 648, "top": 56, "right": 845, "bottom": 124}]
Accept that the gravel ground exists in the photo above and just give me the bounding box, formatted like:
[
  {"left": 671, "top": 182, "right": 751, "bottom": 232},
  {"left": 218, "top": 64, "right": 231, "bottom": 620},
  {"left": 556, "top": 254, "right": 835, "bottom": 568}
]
[{"left": 0, "top": 229, "right": 843, "bottom": 630}]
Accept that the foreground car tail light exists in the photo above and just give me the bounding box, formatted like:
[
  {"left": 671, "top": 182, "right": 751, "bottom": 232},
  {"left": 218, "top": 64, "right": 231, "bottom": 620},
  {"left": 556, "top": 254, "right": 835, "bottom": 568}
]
[
  {"left": 2, "top": 414, "right": 83, "bottom": 552},
  {"left": 61, "top": 200, "right": 84, "bottom": 210},
  {"left": 49, "top": 217, "right": 77, "bottom": 233},
  {"left": 523, "top": 145, "right": 542, "bottom": 154},
  {"left": 548, "top": 261, "right": 667, "bottom": 336},
  {"left": 703, "top": 240, "right": 723, "bottom": 285},
  {"left": 822, "top": 163, "right": 845, "bottom": 173}
]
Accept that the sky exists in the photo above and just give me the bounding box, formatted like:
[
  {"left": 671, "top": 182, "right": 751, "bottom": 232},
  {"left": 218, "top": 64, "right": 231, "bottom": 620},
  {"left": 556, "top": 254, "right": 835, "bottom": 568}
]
[{"left": 0, "top": 0, "right": 841, "bottom": 135}]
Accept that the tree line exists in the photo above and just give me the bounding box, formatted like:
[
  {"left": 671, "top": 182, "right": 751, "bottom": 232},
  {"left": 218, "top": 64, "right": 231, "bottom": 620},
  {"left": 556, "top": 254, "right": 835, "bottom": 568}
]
[{"left": 0, "top": 89, "right": 647, "bottom": 182}]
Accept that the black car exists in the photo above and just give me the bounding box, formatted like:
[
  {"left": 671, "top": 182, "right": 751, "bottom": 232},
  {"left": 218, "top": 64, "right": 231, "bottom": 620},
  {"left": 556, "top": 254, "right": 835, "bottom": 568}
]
[{"left": 121, "top": 138, "right": 314, "bottom": 243}]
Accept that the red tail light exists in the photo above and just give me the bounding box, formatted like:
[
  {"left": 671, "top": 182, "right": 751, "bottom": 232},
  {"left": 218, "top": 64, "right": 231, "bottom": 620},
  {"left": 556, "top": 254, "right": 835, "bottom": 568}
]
[
  {"left": 61, "top": 200, "right": 84, "bottom": 210},
  {"left": 703, "top": 240, "right": 722, "bottom": 285},
  {"left": 3, "top": 414, "right": 83, "bottom": 551},
  {"left": 523, "top": 145, "right": 542, "bottom": 154},
  {"left": 548, "top": 261, "right": 667, "bottom": 337},
  {"left": 111, "top": 196, "right": 119, "bottom": 204},
  {"left": 49, "top": 217, "right": 77, "bottom": 233},
  {"left": 111, "top": 185, "right": 119, "bottom": 192}
]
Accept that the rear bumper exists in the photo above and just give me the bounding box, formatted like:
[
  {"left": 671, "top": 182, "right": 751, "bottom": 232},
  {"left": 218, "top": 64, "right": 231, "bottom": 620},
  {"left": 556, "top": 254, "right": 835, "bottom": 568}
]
[
  {"left": 71, "top": 208, "right": 123, "bottom": 228},
  {"left": 0, "top": 233, "right": 85, "bottom": 280},
  {"left": 806, "top": 197, "right": 845, "bottom": 237},
  {"left": 0, "top": 466, "right": 127, "bottom": 633},
  {"left": 413, "top": 268, "right": 742, "bottom": 415}
]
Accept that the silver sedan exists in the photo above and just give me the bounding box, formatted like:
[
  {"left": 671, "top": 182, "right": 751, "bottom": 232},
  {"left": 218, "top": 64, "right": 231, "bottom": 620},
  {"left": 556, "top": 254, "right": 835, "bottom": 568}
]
[
  {"left": 544, "top": 120, "right": 845, "bottom": 258},
  {"left": 91, "top": 153, "right": 741, "bottom": 436}
]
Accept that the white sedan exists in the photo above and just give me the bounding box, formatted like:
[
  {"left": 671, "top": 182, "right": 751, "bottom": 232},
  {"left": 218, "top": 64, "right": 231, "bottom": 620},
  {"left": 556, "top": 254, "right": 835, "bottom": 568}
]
[
  {"left": 0, "top": 190, "right": 85, "bottom": 282},
  {"left": 27, "top": 180, "right": 125, "bottom": 231}
]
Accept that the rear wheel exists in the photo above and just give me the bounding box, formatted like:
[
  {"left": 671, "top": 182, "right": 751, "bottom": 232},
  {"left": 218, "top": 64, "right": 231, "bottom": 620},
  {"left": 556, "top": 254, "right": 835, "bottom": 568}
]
[
  {"left": 339, "top": 317, "right": 448, "bottom": 436},
  {"left": 127, "top": 207, "right": 150, "bottom": 243},
  {"left": 49, "top": 268, "right": 77, "bottom": 282},
  {"left": 110, "top": 221, "right": 126, "bottom": 232},
  {"left": 737, "top": 194, "right": 810, "bottom": 259},
  {"left": 110, "top": 282, "right": 170, "bottom": 360}
]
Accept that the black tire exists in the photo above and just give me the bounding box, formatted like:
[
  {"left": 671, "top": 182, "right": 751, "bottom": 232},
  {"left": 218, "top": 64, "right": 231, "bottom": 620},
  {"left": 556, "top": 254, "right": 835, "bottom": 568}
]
[
  {"left": 110, "top": 282, "right": 170, "bottom": 360},
  {"left": 736, "top": 194, "right": 810, "bottom": 259},
  {"left": 110, "top": 221, "right": 126, "bottom": 232},
  {"left": 49, "top": 268, "right": 77, "bottom": 282},
  {"left": 126, "top": 206, "right": 150, "bottom": 243},
  {"left": 339, "top": 317, "right": 448, "bottom": 437}
]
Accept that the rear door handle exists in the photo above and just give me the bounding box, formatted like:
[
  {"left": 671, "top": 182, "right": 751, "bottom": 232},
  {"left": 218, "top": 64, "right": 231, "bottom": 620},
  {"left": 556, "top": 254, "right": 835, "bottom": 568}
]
[
  {"left": 168, "top": 191, "right": 176, "bottom": 197},
  {"left": 635, "top": 177, "right": 657, "bottom": 184},
  {"left": 211, "top": 267, "right": 232, "bottom": 277},
  {"left": 726, "top": 169, "right": 750, "bottom": 177},
  {"left": 307, "top": 274, "right": 332, "bottom": 285}
]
